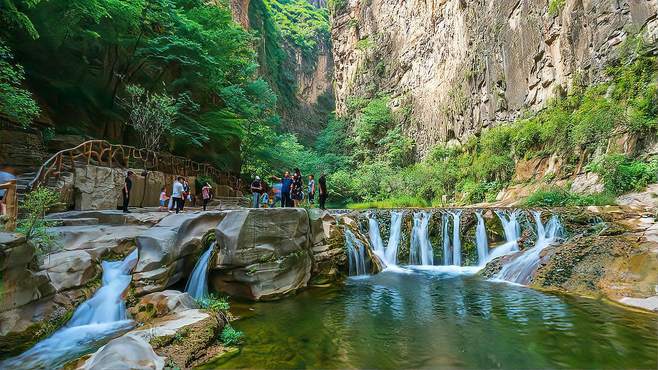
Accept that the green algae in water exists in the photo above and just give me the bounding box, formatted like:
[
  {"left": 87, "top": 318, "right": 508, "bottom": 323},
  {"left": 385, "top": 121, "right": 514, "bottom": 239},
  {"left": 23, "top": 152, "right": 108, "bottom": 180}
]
[{"left": 203, "top": 269, "right": 658, "bottom": 369}]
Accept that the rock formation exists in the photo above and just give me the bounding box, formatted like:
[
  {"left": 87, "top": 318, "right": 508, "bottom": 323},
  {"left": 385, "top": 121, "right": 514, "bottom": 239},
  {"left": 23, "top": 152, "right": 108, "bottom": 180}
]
[{"left": 331, "top": 0, "right": 658, "bottom": 155}]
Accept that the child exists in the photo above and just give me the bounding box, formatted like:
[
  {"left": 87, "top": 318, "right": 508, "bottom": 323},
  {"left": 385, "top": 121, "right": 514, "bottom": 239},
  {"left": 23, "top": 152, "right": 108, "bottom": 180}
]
[
  {"left": 260, "top": 192, "right": 269, "bottom": 208},
  {"left": 159, "top": 187, "right": 169, "bottom": 211}
]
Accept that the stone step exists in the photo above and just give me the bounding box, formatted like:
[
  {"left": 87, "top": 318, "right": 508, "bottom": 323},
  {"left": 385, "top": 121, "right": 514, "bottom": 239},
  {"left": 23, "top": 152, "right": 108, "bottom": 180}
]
[{"left": 312, "top": 244, "right": 330, "bottom": 253}]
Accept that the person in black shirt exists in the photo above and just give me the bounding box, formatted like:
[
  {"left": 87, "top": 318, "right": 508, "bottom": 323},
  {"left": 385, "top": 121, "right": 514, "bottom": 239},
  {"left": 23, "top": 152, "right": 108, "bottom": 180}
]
[
  {"left": 122, "top": 171, "right": 134, "bottom": 213},
  {"left": 318, "top": 173, "right": 327, "bottom": 210}
]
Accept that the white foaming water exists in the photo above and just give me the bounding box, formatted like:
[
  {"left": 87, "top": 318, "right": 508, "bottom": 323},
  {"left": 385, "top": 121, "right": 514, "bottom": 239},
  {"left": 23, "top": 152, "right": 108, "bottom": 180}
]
[
  {"left": 345, "top": 228, "right": 368, "bottom": 275},
  {"left": 490, "top": 209, "right": 523, "bottom": 260},
  {"left": 495, "top": 211, "right": 564, "bottom": 285},
  {"left": 409, "top": 211, "right": 434, "bottom": 266},
  {"left": 450, "top": 210, "right": 462, "bottom": 266},
  {"left": 2, "top": 249, "right": 139, "bottom": 369},
  {"left": 475, "top": 211, "right": 489, "bottom": 266},
  {"left": 384, "top": 211, "right": 403, "bottom": 265},
  {"left": 185, "top": 243, "right": 215, "bottom": 299},
  {"left": 368, "top": 215, "right": 386, "bottom": 260},
  {"left": 442, "top": 212, "right": 451, "bottom": 265}
]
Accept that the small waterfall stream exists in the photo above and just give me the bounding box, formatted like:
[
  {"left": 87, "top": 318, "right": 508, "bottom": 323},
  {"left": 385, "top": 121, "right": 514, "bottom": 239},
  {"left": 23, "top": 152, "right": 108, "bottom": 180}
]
[
  {"left": 384, "top": 211, "right": 403, "bottom": 265},
  {"left": 409, "top": 211, "right": 434, "bottom": 266},
  {"left": 450, "top": 210, "right": 462, "bottom": 266},
  {"left": 2, "top": 249, "right": 139, "bottom": 369},
  {"left": 368, "top": 215, "right": 386, "bottom": 261},
  {"left": 489, "top": 209, "right": 522, "bottom": 260},
  {"left": 185, "top": 243, "right": 215, "bottom": 300},
  {"left": 495, "top": 211, "right": 564, "bottom": 284},
  {"left": 442, "top": 213, "right": 451, "bottom": 265},
  {"left": 475, "top": 211, "right": 489, "bottom": 265},
  {"left": 345, "top": 229, "right": 368, "bottom": 275}
]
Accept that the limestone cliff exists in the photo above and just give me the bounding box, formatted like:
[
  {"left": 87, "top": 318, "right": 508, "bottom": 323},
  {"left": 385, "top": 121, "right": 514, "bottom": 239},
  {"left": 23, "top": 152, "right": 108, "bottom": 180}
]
[{"left": 331, "top": 0, "right": 658, "bottom": 155}]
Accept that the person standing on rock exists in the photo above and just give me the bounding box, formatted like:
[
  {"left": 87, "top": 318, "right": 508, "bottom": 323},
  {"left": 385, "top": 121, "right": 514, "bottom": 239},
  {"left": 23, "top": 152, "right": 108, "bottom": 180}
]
[
  {"left": 250, "top": 176, "right": 263, "bottom": 208},
  {"left": 291, "top": 168, "right": 303, "bottom": 207},
  {"left": 172, "top": 177, "right": 184, "bottom": 214},
  {"left": 272, "top": 171, "right": 293, "bottom": 207},
  {"left": 202, "top": 182, "right": 212, "bottom": 211},
  {"left": 307, "top": 174, "right": 316, "bottom": 206},
  {"left": 180, "top": 179, "right": 190, "bottom": 212},
  {"left": 318, "top": 173, "right": 327, "bottom": 210},
  {"left": 122, "top": 171, "right": 134, "bottom": 213}
]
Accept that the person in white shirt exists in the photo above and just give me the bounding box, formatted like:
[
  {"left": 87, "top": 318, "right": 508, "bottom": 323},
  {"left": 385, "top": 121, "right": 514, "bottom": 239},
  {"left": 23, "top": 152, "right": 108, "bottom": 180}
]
[{"left": 171, "top": 177, "right": 184, "bottom": 214}]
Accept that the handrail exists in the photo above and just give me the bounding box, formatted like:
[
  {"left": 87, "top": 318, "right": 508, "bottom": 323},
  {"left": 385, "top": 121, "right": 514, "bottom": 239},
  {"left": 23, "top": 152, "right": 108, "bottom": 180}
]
[
  {"left": 1, "top": 179, "right": 17, "bottom": 231},
  {"left": 28, "top": 140, "right": 242, "bottom": 192}
]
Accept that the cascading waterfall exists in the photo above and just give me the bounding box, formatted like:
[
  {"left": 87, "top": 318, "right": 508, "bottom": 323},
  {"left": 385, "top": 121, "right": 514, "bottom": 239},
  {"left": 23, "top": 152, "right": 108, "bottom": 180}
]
[
  {"left": 384, "top": 211, "right": 403, "bottom": 265},
  {"left": 409, "top": 211, "right": 434, "bottom": 266},
  {"left": 475, "top": 211, "right": 489, "bottom": 265},
  {"left": 495, "top": 211, "right": 564, "bottom": 285},
  {"left": 368, "top": 215, "right": 386, "bottom": 260},
  {"left": 345, "top": 228, "right": 368, "bottom": 275},
  {"left": 489, "top": 209, "right": 523, "bottom": 260},
  {"left": 185, "top": 243, "right": 215, "bottom": 299},
  {"left": 2, "top": 249, "right": 139, "bottom": 369},
  {"left": 442, "top": 213, "right": 451, "bottom": 265},
  {"left": 450, "top": 210, "right": 462, "bottom": 266}
]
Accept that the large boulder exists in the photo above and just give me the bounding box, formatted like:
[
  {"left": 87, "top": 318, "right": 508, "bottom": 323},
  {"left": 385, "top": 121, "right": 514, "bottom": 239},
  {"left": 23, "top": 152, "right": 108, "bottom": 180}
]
[
  {"left": 129, "top": 290, "right": 198, "bottom": 323},
  {"left": 39, "top": 250, "right": 99, "bottom": 292},
  {"left": 73, "top": 165, "right": 124, "bottom": 211},
  {"left": 210, "top": 208, "right": 313, "bottom": 300},
  {"left": 133, "top": 211, "right": 225, "bottom": 295},
  {"left": 82, "top": 334, "right": 164, "bottom": 370},
  {"left": 308, "top": 210, "right": 347, "bottom": 285}
]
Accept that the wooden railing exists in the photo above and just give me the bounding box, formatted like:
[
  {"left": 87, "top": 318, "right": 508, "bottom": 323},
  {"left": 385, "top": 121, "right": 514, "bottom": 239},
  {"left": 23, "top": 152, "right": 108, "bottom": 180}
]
[
  {"left": 1, "top": 180, "right": 17, "bottom": 231},
  {"left": 28, "top": 140, "right": 242, "bottom": 191}
]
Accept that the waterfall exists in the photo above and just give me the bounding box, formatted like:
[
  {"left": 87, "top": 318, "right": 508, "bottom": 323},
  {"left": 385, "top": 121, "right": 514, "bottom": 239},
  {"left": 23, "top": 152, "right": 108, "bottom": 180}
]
[
  {"left": 495, "top": 211, "right": 564, "bottom": 285},
  {"left": 489, "top": 209, "right": 523, "bottom": 260},
  {"left": 442, "top": 213, "right": 451, "bottom": 265},
  {"left": 345, "top": 229, "right": 368, "bottom": 276},
  {"left": 409, "top": 211, "right": 434, "bottom": 266},
  {"left": 475, "top": 211, "right": 489, "bottom": 265},
  {"left": 384, "top": 211, "right": 403, "bottom": 265},
  {"left": 2, "top": 250, "right": 139, "bottom": 369},
  {"left": 368, "top": 215, "right": 386, "bottom": 260},
  {"left": 450, "top": 210, "right": 462, "bottom": 266},
  {"left": 185, "top": 243, "right": 214, "bottom": 300}
]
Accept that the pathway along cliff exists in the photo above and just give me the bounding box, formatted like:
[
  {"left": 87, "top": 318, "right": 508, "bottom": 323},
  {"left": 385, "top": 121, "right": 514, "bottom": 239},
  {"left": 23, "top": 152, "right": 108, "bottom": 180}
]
[{"left": 1, "top": 206, "right": 657, "bottom": 369}]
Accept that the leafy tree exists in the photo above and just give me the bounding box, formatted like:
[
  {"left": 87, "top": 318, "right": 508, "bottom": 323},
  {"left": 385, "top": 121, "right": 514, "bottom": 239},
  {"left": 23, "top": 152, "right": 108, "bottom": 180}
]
[
  {"left": 0, "top": 41, "right": 39, "bottom": 127},
  {"left": 121, "top": 84, "right": 180, "bottom": 151}
]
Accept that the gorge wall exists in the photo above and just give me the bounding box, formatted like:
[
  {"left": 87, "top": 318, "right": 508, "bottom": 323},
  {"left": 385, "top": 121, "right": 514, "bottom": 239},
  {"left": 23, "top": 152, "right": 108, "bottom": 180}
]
[
  {"left": 245, "top": 0, "right": 336, "bottom": 142},
  {"left": 331, "top": 0, "right": 658, "bottom": 155}
]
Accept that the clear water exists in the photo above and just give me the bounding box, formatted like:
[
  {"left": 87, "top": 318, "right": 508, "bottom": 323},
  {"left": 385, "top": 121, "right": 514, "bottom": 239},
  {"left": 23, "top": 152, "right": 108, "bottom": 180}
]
[{"left": 205, "top": 269, "right": 658, "bottom": 369}]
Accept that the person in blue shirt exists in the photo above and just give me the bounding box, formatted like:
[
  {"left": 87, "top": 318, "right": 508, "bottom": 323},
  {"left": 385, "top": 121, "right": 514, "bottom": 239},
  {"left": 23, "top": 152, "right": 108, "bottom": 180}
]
[{"left": 273, "top": 171, "right": 293, "bottom": 207}]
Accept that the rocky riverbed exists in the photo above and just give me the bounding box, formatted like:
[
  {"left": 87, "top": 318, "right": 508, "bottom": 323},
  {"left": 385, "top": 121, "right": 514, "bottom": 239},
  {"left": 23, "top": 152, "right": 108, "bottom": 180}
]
[{"left": 1, "top": 205, "right": 657, "bottom": 368}]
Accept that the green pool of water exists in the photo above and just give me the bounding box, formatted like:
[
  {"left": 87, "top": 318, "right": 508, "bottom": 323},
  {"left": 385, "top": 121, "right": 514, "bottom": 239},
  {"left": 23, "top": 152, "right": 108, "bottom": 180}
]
[{"left": 205, "top": 267, "right": 658, "bottom": 369}]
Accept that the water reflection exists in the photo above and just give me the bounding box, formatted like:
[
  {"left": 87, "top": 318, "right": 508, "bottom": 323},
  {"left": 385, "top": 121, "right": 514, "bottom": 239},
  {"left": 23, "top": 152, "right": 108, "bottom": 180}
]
[{"left": 205, "top": 270, "right": 658, "bottom": 369}]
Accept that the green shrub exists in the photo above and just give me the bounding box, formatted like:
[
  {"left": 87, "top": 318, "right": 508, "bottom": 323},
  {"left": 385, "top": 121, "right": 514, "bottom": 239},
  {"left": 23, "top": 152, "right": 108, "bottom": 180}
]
[
  {"left": 220, "top": 325, "right": 244, "bottom": 346},
  {"left": 197, "top": 294, "right": 230, "bottom": 313},
  {"left": 548, "top": 0, "right": 566, "bottom": 16},
  {"left": 16, "top": 187, "right": 61, "bottom": 255},
  {"left": 589, "top": 154, "right": 657, "bottom": 195},
  {"left": 523, "top": 187, "right": 616, "bottom": 207}
]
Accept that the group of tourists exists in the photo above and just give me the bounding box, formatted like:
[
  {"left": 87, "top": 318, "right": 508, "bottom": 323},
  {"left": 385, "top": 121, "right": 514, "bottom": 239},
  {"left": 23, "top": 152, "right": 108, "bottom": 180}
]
[
  {"left": 122, "top": 171, "right": 213, "bottom": 214},
  {"left": 250, "top": 169, "right": 327, "bottom": 209},
  {"left": 121, "top": 168, "right": 327, "bottom": 213}
]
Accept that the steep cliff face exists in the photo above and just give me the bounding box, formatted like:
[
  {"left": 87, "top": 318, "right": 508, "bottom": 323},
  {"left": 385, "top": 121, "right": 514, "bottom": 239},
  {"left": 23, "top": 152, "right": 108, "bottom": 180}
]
[
  {"left": 239, "top": 0, "right": 335, "bottom": 142},
  {"left": 279, "top": 40, "right": 335, "bottom": 141},
  {"left": 332, "top": 0, "right": 658, "bottom": 155}
]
